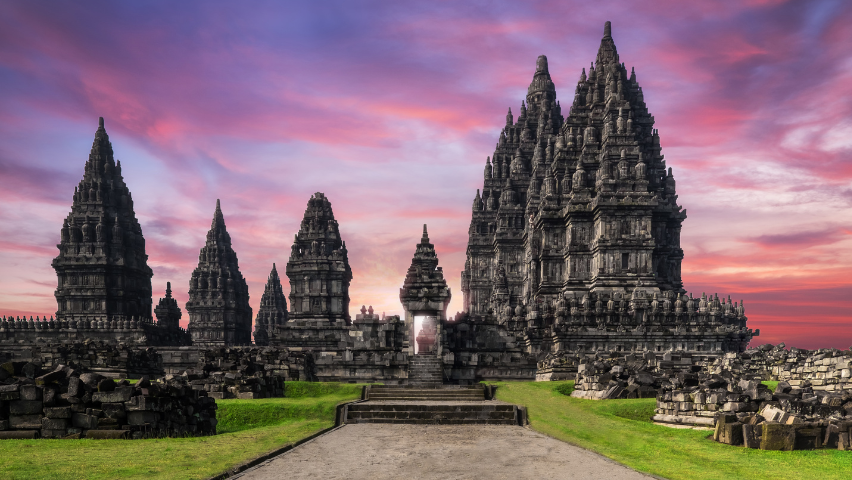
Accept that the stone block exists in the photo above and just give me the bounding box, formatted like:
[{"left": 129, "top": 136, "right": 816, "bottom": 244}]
[
  {"left": 35, "top": 370, "right": 65, "bottom": 386},
  {"left": 19, "top": 385, "right": 42, "bottom": 401},
  {"left": 10, "top": 400, "right": 43, "bottom": 415},
  {"left": 41, "top": 417, "right": 69, "bottom": 430},
  {"left": 742, "top": 424, "right": 760, "bottom": 449},
  {"left": 760, "top": 423, "right": 796, "bottom": 451},
  {"left": 44, "top": 406, "right": 72, "bottom": 419},
  {"left": 101, "top": 403, "right": 127, "bottom": 420},
  {"left": 0, "top": 430, "right": 39, "bottom": 439},
  {"left": 719, "top": 422, "right": 744, "bottom": 446},
  {"left": 9, "top": 414, "right": 43, "bottom": 429},
  {"left": 794, "top": 427, "right": 822, "bottom": 450},
  {"left": 72, "top": 413, "right": 99, "bottom": 429},
  {"left": 838, "top": 432, "right": 850, "bottom": 451},
  {"left": 0, "top": 384, "right": 20, "bottom": 401},
  {"left": 128, "top": 411, "right": 160, "bottom": 425},
  {"left": 67, "top": 377, "right": 83, "bottom": 397},
  {"left": 92, "top": 386, "right": 133, "bottom": 404}
]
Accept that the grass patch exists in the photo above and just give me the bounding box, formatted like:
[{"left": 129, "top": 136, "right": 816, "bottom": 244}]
[
  {"left": 762, "top": 381, "right": 779, "bottom": 393},
  {"left": 491, "top": 381, "right": 850, "bottom": 480},
  {"left": 0, "top": 382, "right": 362, "bottom": 480}
]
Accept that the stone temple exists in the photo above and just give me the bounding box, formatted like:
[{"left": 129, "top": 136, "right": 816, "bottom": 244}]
[
  {"left": 0, "top": 23, "right": 756, "bottom": 385},
  {"left": 186, "top": 200, "right": 253, "bottom": 346},
  {"left": 460, "top": 21, "right": 755, "bottom": 355}
]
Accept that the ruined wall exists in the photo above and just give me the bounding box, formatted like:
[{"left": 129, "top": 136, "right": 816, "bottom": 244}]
[
  {"left": 441, "top": 315, "right": 538, "bottom": 384},
  {"left": 0, "top": 363, "right": 216, "bottom": 439}
]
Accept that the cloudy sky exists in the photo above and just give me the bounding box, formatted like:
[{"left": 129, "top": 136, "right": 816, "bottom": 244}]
[{"left": 1, "top": 0, "right": 850, "bottom": 349}]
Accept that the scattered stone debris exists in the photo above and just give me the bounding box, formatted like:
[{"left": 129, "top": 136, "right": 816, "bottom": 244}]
[
  {"left": 0, "top": 341, "right": 163, "bottom": 378},
  {"left": 0, "top": 361, "right": 216, "bottom": 439},
  {"left": 180, "top": 347, "right": 313, "bottom": 399}
]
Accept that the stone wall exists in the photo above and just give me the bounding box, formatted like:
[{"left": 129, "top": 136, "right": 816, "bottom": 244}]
[
  {"left": 272, "top": 312, "right": 411, "bottom": 384},
  {"left": 0, "top": 315, "right": 189, "bottom": 347},
  {"left": 441, "top": 315, "right": 538, "bottom": 384},
  {"left": 0, "top": 363, "right": 216, "bottom": 439}
]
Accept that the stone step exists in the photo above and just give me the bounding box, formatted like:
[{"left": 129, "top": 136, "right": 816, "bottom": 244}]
[
  {"left": 346, "top": 418, "right": 518, "bottom": 425},
  {"left": 369, "top": 396, "right": 483, "bottom": 401},
  {"left": 347, "top": 404, "right": 517, "bottom": 424},
  {"left": 369, "top": 388, "right": 484, "bottom": 394},
  {"left": 349, "top": 405, "right": 514, "bottom": 413}
]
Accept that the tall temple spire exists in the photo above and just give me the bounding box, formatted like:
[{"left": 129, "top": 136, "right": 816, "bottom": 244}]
[
  {"left": 254, "top": 263, "right": 288, "bottom": 346},
  {"left": 186, "top": 200, "right": 252, "bottom": 346},
  {"left": 285, "top": 192, "right": 352, "bottom": 325},
  {"left": 53, "top": 117, "right": 153, "bottom": 324}
]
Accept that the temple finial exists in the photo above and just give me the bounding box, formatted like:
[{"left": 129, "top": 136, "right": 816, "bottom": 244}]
[
  {"left": 604, "top": 21, "right": 612, "bottom": 38},
  {"left": 422, "top": 224, "right": 429, "bottom": 242},
  {"left": 165, "top": 282, "right": 172, "bottom": 298},
  {"left": 98, "top": 117, "right": 105, "bottom": 128}
]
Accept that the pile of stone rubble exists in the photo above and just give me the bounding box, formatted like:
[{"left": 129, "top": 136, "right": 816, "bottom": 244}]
[
  {"left": 0, "top": 341, "right": 164, "bottom": 378},
  {"left": 654, "top": 371, "right": 852, "bottom": 450},
  {"left": 568, "top": 351, "right": 712, "bottom": 400},
  {"left": 0, "top": 361, "right": 216, "bottom": 439},
  {"left": 180, "top": 347, "right": 314, "bottom": 399}
]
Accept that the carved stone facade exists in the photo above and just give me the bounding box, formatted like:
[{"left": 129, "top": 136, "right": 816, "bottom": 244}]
[
  {"left": 1, "top": 118, "right": 188, "bottom": 347},
  {"left": 186, "top": 200, "right": 252, "bottom": 347},
  {"left": 399, "top": 225, "right": 452, "bottom": 355},
  {"left": 460, "top": 22, "right": 755, "bottom": 355},
  {"left": 285, "top": 193, "right": 352, "bottom": 326},
  {"left": 153, "top": 282, "right": 184, "bottom": 336},
  {"left": 53, "top": 117, "right": 153, "bottom": 325},
  {"left": 253, "top": 263, "right": 288, "bottom": 346}
]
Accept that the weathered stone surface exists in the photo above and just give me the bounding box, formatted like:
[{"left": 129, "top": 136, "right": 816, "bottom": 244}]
[
  {"left": 0, "top": 430, "right": 39, "bottom": 439},
  {"left": 92, "top": 387, "right": 133, "bottom": 404},
  {"left": 760, "top": 423, "right": 796, "bottom": 451},
  {"left": 44, "top": 406, "right": 72, "bottom": 419},
  {"left": 9, "top": 414, "right": 43, "bottom": 429},
  {"left": 72, "top": 413, "right": 99, "bottom": 429},
  {"left": 41, "top": 417, "right": 70, "bottom": 430},
  {"left": 10, "top": 400, "right": 43, "bottom": 415}
]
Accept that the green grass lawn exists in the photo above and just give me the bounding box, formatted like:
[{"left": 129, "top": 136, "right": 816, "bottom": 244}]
[
  {"left": 0, "top": 382, "right": 362, "bottom": 480},
  {"left": 491, "top": 381, "right": 851, "bottom": 480}
]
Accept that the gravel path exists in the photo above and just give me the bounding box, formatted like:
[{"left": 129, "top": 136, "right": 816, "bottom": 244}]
[{"left": 236, "top": 424, "right": 654, "bottom": 480}]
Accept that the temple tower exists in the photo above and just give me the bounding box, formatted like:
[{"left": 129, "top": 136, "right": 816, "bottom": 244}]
[
  {"left": 399, "top": 225, "right": 451, "bottom": 355},
  {"left": 285, "top": 193, "right": 352, "bottom": 325},
  {"left": 458, "top": 22, "right": 753, "bottom": 354},
  {"left": 253, "top": 263, "right": 288, "bottom": 345},
  {"left": 52, "top": 117, "right": 154, "bottom": 324},
  {"left": 186, "top": 200, "right": 252, "bottom": 346},
  {"left": 462, "top": 21, "right": 686, "bottom": 319},
  {"left": 154, "top": 282, "right": 182, "bottom": 331}
]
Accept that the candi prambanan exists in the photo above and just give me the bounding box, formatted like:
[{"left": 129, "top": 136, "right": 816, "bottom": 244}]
[
  {"left": 460, "top": 21, "right": 755, "bottom": 355},
  {"left": 0, "top": 22, "right": 755, "bottom": 384}
]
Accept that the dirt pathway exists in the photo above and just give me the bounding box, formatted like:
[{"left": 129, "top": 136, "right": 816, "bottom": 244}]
[{"left": 235, "top": 424, "right": 655, "bottom": 480}]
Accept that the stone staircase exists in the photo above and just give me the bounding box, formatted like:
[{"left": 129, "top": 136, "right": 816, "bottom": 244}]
[
  {"left": 346, "top": 385, "right": 520, "bottom": 425},
  {"left": 346, "top": 402, "right": 518, "bottom": 424},
  {"left": 367, "top": 385, "right": 487, "bottom": 401},
  {"left": 407, "top": 354, "right": 443, "bottom": 386}
]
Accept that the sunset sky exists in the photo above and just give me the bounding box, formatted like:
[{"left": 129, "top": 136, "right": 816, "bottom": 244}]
[{"left": 1, "top": 1, "right": 850, "bottom": 349}]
